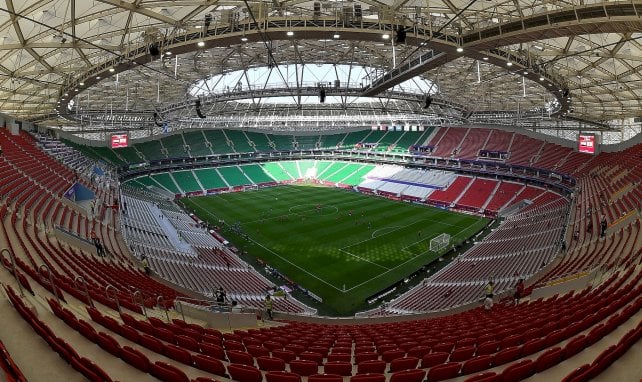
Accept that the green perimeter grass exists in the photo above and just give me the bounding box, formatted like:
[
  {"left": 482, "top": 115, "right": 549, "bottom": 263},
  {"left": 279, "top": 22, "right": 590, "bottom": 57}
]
[{"left": 181, "top": 185, "right": 488, "bottom": 315}]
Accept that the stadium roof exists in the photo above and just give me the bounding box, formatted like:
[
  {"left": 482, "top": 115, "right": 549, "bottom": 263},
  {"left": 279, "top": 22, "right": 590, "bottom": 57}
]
[{"left": 1, "top": 1, "right": 642, "bottom": 140}]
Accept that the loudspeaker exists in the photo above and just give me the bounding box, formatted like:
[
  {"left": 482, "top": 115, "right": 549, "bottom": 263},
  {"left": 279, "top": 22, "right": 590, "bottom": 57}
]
[
  {"left": 204, "top": 13, "right": 212, "bottom": 30},
  {"left": 153, "top": 112, "right": 163, "bottom": 127},
  {"left": 313, "top": 2, "right": 321, "bottom": 17},
  {"left": 149, "top": 44, "right": 160, "bottom": 57},
  {"left": 319, "top": 88, "right": 326, "bottom": 103},
  {"left": 195, "top": 99, "right": 206, "bottom": 119},
  {"left": 423, "top": 95, "right": 432, "bottom": 109},
  {"left": 562, "top": 88, "right": 569, "bottom": 98},
  {"left": 395, "top": 27, "right": 406, "bottom": 44}
]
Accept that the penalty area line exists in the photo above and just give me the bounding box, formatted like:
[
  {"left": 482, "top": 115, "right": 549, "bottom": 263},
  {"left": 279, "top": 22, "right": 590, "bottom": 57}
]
[
  {"left": 337, "top": 248, "right": 390, "bottom": 271},
  {"left": 244, "top": 237, "right": 346, "bottom": 293}
]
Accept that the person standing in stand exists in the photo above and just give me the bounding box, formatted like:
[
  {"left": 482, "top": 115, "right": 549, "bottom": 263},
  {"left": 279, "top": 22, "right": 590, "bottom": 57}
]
[
  {"left": 216, "top": 287, "right": 227, "bottom": 306},
  {"left": 141, "top": 256, "right": 150, "bottom": 275},
  {"left": 483, "top": 280, "right": 494, "bottom": 311},
  {"left": 513, "top": 279, "right": 525, "bottom": 305},
  {"left": 264, "top": 295, "right": 273, "bottom": 320}
]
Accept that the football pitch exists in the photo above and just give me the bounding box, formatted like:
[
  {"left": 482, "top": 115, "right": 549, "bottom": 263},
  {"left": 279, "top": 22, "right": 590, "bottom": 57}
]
[{"left": 181, "top": 185, "right": 488, "bottom": 315}]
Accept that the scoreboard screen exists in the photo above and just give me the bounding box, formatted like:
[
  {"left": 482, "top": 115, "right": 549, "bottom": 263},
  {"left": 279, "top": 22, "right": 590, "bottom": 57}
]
[
  {"left": 111, "top": 134, "right": 129, "bottom": 149},
  {"left": 578, "top": 134, "right": 596, "bottom": 154}
]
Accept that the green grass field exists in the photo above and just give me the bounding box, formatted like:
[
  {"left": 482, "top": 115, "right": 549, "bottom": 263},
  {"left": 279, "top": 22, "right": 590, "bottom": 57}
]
[{"left": 181, "top": 185, "right": 488, "bottom": 315}]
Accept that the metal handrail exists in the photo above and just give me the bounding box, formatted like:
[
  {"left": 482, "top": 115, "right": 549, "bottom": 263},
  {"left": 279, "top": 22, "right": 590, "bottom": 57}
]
[
  {"left": 73, "top": 275, "right": 93, "bottom": 307},
  {"left": 1, "top": 248, "right": 24, "bottom": 297},
  {"left": 156, "top": 295, "right": 170, "bottom": 322},
  {"left": 132, "top": 290, "right": 147, "bottom": 318},
  {"left": 105, "top": 284, "right": 121, "bottom": 313},
  {"left": 175, "top": 299, "right": 186, "bottom": 322},
  {"left": 38, "top": 264, "right": 61, "bottom": 303}
]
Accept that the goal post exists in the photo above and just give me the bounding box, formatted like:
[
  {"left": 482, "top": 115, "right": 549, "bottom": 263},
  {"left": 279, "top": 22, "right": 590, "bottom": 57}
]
[{"left": 430, "top": 233, "right": 451, "bottom": 252}]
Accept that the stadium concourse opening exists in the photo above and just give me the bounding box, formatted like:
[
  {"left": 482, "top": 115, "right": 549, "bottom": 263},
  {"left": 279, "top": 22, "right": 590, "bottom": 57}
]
[{"left": 178, "top": 184, "right": 490, "bottom": 316}]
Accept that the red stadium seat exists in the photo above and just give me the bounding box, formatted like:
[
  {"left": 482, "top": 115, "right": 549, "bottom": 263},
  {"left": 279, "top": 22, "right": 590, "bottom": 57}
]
[
  {"left": 421, "top": 352, "right": 449, "bottom": 368},
  {"left": 193, "top": 378, "right": 219, "bottom": 382},
  {"left": 201, "top": 343, "right": 227, "bottom": 360},
  {"left": 563, "top": 335, "right": 587, "bottom": 359},
  {"left": 432, "top": 342, "right": 454, "bottom": 353},
  {"left": 376, "top": 344, "right": 396, "bottom": 354},
  {"left": 121, "top": 346, "right": 151, "bottom": 372},
  {"left": 450, "top": 345, "right": 476, "bottom": 362},
  {"left": 499, "top": 334, "right": 522, "bottom": 350},
  {"left": 264, "top": 341, "right": 284, "bottom": 351},
  {"left": 461, "top": 355, "right": 493, "bottom": 375},
  {"left": 80, "top": 358, "right": 113, "bottom": 382},
  {"left": 350, "top": 374, "right": 386, "bottom": 382},
  {"left": 151, "top": 362, "right": 190, "bottom": 382},
  {"left": 493, "top": 346, "right": 521, "bottom": 366},
  {"left": 164, "top": 344, "right": 193, "bottom": 365},
  {"left": 154, "top": 327, "right": 175, "bottom": 343},
  {"left": 225, "top": 340, "right": 247, "bottom": 351},
  {"left": 323, "top": 361, "right": 352, "bottom": 376},
  {"left": 427, "top": 362, "right": 461, "bottom": 382},
  {"left": 257, "top": 356, "right": 286, "bottom": 371},
  {"left": 357, "top": 359, "right": 386, "bottom": 374},
  {"left": 406, "top": 345, "right": 431, "bottom": 359},
  {"left": 96, "top": 332, "right": 121, "bottom": 357},
  {"left": 500, "top": 359, "right": 535, "bottom": 381},
  {"left": 327, "top": 353, "right": 351, "bottom": 362},
  {"left": 299, "top": 351, "right": 324, "bottom": 365},
  {"left": 308, "top": 374, "right": 343, "bottom": 382},
  {"left": 77, "top": 320, "right": 98, "bottom": 342},
  {"left": 284, "top": 344, "right": 306, "bottom": 355},
  {"left": 247, "top": 345, "right": 270, "bottom": 358},
  {"left": 535, "top": 347, "right": 564, "bottom": 372},
  {"left": 389, "top": 368, "right": 426, "bottom": 382},
  {"left": 398, "top": 341, "right": 419, "bottom": 352},
  {"left": 139, "top": 334, "right": 165, "bottom": 354},
  {"left": 463, "top": 372, "right": 498, "bottom": 382},
  {"left": 193, "top": 354, "right": 227, "bottom": 377},
  {"left": 227, "top": 363, "right": 263, "bottom": 382},
  {"left": 330, "top": 347, "right": 351, "bottom": 354},
  {"left": 289, "top": 359, "right": 319, "bottom": 376},
  {"left": 176, "top": 334, "right": 201, "bottom": 352},
  {"left": 389, "top": 356, "right": 419, "bottom": 372},
  {"left": 520, "top": 338, "right": 546, "bottom": 357},
  {"left": 265, "top": 371, "right": 302, "bottom": 382},
  {"left": 381, "top": 349, "right": 405, "bottom": 363},
  {"left": 476, "top": 340, "right": 500, "bottom": 356},
  {"left": 354, "top": 352, "right": 379, "bottom": 364},
  {"left": 70, "top": 357, "right": 107, "bottom": 382},
  {"left": 561, "top": 364, "right": 591, "bottom": 382},
  {"left": 227, "top": 350, "right": 255, "bottom": 366},
  {"left": 456, "top": 338, "right": 476, "bottom": 348},
  {"left": 272, "top": 349, "right": 297, "bottom": 363}
]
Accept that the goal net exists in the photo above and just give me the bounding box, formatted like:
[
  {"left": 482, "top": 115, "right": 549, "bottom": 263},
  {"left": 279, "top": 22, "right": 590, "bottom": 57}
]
[{"left": 430, "top": 233, "right": 451, "bottom": 252}]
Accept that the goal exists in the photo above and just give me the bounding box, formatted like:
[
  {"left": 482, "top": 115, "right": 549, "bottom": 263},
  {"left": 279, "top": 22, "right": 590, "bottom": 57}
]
[
  {"left": 243, "top": 184, "right": 259, "bottom": 191},
  {"left": 430, "top": 233, "right": 451, "bottom": 252}
]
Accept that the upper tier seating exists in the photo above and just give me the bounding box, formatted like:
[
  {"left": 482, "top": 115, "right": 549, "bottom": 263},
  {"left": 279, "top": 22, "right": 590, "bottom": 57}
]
[{"left": 64, "top": 127, "right": 607, "bottom": 181}]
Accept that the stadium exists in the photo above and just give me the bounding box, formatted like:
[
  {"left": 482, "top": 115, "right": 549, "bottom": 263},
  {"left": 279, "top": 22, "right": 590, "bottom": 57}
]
[{"left": 0, "top": 1, "right": 641, "bottom": 381}]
